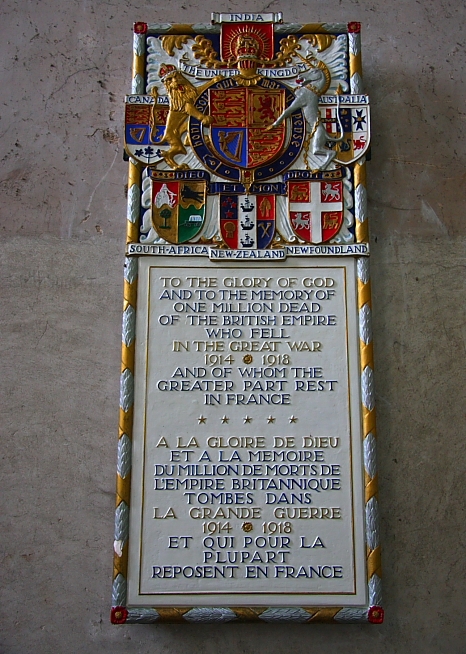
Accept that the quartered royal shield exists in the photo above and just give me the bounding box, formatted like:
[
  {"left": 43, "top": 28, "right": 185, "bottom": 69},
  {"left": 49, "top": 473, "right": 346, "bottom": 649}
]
[
  {"left": 220, "top": 193, "right": 276, "bottom": 249},
  {"left": 209, "top": 86, "right": 285, "bottom": 168},
  {"left": 190, "top": 77, "right": 304, "bottom": 184},
  {"left": 288, "top": 177, "right": 343, "bottom": 243},
  {"left": 320, "top": 96, "right": 370, "bottom": 165},
  {"left": 124, "top": 96, "right": 168, "bottom": 164},
  {"left": 151, "top": 175, "right": 206, "bottom": 243}
]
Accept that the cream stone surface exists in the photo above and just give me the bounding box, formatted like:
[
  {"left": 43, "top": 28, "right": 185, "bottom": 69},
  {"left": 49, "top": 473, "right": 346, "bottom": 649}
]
[
  {"left": 127, "top": 260, "right": 366, "bottom": 606},
  {"left": 1, "top": 0, "right": 465, "bottom": 651}
]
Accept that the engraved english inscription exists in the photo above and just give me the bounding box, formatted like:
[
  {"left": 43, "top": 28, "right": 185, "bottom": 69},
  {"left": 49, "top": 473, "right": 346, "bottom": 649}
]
[{"left": 127, "top": 259, "right": 366, "bottom": 606}]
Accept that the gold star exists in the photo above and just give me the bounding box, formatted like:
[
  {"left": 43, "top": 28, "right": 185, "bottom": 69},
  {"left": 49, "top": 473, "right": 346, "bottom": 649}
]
[
  {"left": 243, "top": 416, "right": 252, "bottom": 424},
  {"left": 198, "top": 415, "right": 207, "bottom": 424},
  {"left": 289, "top": 416, "right": 298, "bottom": 423},
  {"left": 221, "top": 416, "right": 229, "bottom": 424},
  {"left": 267, "top": 416, "right": 275, "bottom": 424}
]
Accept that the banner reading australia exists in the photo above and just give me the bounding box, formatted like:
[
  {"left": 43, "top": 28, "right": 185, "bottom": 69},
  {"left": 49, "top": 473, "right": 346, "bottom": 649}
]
[{"left": 112, "top": 13, "right": 383, "bottom": 626}]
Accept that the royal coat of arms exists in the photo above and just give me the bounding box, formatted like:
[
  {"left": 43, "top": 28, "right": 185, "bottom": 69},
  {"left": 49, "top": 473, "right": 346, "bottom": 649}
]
[{"left": 124, "top": 16, "right": 370, "bottom": 248}]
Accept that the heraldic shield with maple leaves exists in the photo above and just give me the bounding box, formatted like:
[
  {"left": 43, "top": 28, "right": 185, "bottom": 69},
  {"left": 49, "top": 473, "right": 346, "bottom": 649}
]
[{"left": 124, "top": 14, "right": 370, "bottom": 249}]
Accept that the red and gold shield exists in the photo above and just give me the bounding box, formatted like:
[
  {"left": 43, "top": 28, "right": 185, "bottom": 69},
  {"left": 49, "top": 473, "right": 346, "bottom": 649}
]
[
  {"left": 288, "top": 180, "right": 344, "bottom": 244},
  {"left": 209, "top": 86, "right": 285, "bottom": 169}
]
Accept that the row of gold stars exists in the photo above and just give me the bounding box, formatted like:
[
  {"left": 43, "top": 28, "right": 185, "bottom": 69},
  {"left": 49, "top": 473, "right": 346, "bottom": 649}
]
[{"left": 198, "top": 415, "right": 298, "bottom": 424}]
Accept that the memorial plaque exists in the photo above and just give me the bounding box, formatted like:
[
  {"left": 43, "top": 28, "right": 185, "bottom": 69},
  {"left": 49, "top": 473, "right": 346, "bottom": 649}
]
[{"left": 112, "top": 13, "right": 383, "bottom": 625}]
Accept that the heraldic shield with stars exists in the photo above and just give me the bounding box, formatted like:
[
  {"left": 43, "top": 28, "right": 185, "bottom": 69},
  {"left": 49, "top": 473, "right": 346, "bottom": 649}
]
[{"left": 124, "top": 15, "right": 370, "bottom": 249}]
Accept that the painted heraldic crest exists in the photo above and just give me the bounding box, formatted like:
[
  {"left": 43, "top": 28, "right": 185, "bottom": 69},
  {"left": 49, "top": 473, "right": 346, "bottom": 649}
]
[{"left": 124, "top": 15, "right": 370, "bottom": 248}]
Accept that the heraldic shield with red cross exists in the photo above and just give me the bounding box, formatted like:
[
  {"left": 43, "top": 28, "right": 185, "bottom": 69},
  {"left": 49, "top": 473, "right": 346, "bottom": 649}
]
[
  {"left": 319, "top": 99, "right": 371, "bottom": 165},
  {"left": 288, "top": 179, "right": 344, "bottom": 244}
]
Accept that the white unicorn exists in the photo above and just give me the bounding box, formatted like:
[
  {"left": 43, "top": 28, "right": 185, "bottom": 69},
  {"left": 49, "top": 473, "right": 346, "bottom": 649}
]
[{"left": 269, "top": 59, "right": 344, "bottom": 171}]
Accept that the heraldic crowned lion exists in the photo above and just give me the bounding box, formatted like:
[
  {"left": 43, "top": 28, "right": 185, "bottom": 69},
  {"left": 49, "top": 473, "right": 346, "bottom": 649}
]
[{"left": 151, "top": 64, "right": 221, "bottom": 170}]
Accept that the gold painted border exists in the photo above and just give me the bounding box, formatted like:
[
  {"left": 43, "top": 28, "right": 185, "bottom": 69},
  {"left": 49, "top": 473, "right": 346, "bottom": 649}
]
[{"left": 113, "top": 158, "right": 141, "bottom": 596}]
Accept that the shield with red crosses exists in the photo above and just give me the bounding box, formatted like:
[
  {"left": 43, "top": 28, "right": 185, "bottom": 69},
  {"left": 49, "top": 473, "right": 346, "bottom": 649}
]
[
  {"left": 288, "top": 180, "right": 343, "bottom": 243},
  {"left": 319, "top": 100, "right": 370, "bottom": 165}
]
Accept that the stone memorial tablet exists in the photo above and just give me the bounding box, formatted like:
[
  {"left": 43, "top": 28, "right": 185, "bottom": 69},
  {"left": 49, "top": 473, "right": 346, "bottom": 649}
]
[{"left": 112, "top": 13, "right": 383, "bottom": 625}]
